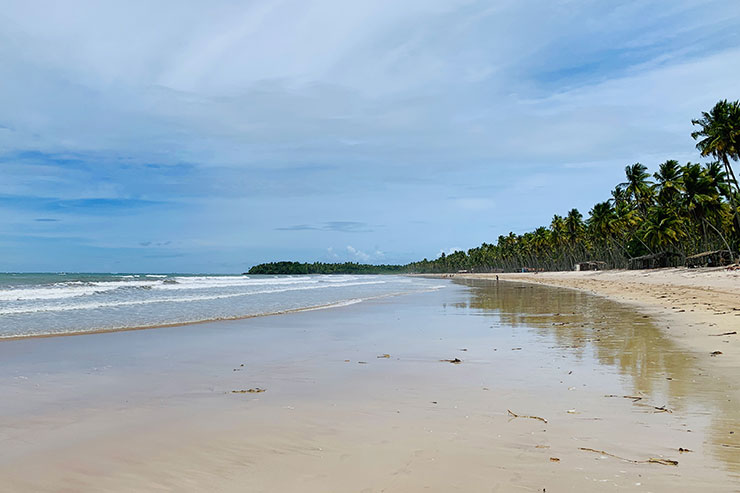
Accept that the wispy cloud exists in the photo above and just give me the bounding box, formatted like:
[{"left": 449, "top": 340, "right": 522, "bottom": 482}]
[
  {"left": 1, "top": 1, "right": 739, "bottom": 271},
  {"left": 276, "top": 221, "right": 375, "bottom": 233}
]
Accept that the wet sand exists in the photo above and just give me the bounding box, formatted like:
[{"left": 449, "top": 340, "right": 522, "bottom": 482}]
[
  {"left": 1, "top": 280, "right": 739, "bottom": 491},
  {"left": 451, "top": 268, "right": 740, "bottom": 372}
]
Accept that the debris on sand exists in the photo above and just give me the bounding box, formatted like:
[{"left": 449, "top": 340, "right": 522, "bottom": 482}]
[
  {"left": 377, "top": 354, "right": 391, "bottom": 358},
  {"left": 549, "top": 457, "right": 560, "bottom": 462},
  {"left": 710, "top": 351, "right": 723, "bottom": 356},
  {"left": 232, "top": 388, "right": 266, "bottom": 394},
  {"left": 579, "top": 447, "right": 677, "bottom": 466},
  {"left": 710, "top": 331, "right": 736, "bottom": 336},
  {"left": 678, "top": 448, "right": 692, "bottom": 453},
  {"left": 605, "top": 394, "right": 643, "bottom": 402},
  {"left": 605, "top": 394, "right": 672, "bottom": 413},
  {"left": 441, "top": 358, "right": 462, "bottom": 364},
  {"left": 508, "top": 409, "right": 547, "bottom": 423}
]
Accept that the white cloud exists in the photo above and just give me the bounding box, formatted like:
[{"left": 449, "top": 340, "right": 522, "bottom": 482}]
[
  {"left": 438, "top": 247, "right": 463, "bottom": 257},
  {"left": 346, "top": 245, "right": 371, "bottom": 261}
]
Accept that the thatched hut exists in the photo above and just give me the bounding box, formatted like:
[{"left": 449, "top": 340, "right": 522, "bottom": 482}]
[
  {"left": 628, "top": 252, "right": 682, "bottom": 270},
  {"left": 685, "top": 250, "right": 734, "bottom": 268},
  {"left": 575, "top": 261, "right": 607, "bottom": 271}
]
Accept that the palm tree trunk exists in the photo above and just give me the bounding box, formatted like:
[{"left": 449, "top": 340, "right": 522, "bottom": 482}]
[
  {"left": 703, "top": 218, "right": 735, "bottom": 263},
  {"left": 722, "top": 156, "right": 740, "bottom": 236}
]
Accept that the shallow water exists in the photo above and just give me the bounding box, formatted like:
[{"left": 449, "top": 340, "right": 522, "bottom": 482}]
[{"left": 0, "top": 278, "right": 738, "bottom": 491}]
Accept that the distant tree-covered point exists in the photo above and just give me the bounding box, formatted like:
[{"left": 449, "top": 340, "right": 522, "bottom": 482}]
[{"left": 246, "top": 261, "right": 408, "bottom": 275}]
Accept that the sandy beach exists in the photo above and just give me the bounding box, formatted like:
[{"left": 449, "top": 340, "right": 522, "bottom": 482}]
[{"left": 1, "top": 278, "right": 739, "bottom": 491}]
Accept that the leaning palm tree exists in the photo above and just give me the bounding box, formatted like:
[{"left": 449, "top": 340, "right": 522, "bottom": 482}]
[{"left": 691, "top": 99, "right": 740, "bottom": 233}]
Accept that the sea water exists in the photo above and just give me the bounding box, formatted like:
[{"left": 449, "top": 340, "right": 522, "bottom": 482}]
[{"left": 0, "top": 273, "right": 443, "bottom": 338}]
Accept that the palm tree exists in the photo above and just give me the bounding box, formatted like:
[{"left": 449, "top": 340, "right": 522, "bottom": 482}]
[
  {"left": 588, "top": 201, "right": 628, "bottom": 265},
  {"left": 691, "top": 99, "right": 740, "bottom": 233},
  {"left": 681, "top": 163, "right": 718, "bottom": 249},
  {"left": 564, "top": 208, "right": 584, "bottom": 246},
  {"left": 642, "top": 207, "right": 685, "bottom": 251},
  {"left": 589, "top": 202, "right": 617, "bottom": 238},
  {"left": 653, "top": 159, "right": 683, "bottom": 206},
  {"left": 609, "top": 184, "right": 629, "bottom": 206},
  {"left": 620, "top": 163, "right": 654, "bottom": 214}
]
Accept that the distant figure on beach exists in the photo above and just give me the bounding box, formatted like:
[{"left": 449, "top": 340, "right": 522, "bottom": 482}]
[{"left": 496, "top": 275, "right": 499, "bottom": 282}]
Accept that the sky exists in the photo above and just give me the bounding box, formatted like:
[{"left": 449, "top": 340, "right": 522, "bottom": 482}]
[{"left": 1, "top": 0, "right": 740, "bottom": 273}]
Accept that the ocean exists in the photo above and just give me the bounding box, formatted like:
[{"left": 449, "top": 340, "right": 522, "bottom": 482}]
[{"left": 0, "top": 273, "right": 444, "bottom": 338}]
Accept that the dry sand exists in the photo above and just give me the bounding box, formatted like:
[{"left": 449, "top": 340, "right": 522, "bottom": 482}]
[
  {"left": 450, "top": 267, "right": 740, "bottom": 371},
  {"left": 1, "top": 279, "right": 739, "bottom": 491}
]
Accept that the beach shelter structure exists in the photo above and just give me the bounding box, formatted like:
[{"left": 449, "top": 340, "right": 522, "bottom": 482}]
[
  {"left": 575, "top": 261, "right": 607, "bottom": 271},
  {"left": 628, "top": 252, "right": 682, "bottom": 270},
  {"left": 685, "top": 250, "right": 735, "bottom": 268}
]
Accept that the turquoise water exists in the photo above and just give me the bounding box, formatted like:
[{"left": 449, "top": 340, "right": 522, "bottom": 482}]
[{"left": 0, "top": 273, "right": 444, "bottom": 338}]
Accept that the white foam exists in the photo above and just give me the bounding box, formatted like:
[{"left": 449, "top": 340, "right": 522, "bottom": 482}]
[
  {"left": 0, "top": 276, "right": 326, "bottom": 301},
  {"left": 0, "top": 280, "right": 389, "bottom": 315},
  {"left": 0, "top": 279, "right": 162, "bottom": 301}
]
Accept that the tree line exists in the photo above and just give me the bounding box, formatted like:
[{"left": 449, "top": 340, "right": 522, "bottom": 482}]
[
  {"left": 248, "top": 100, "right": 739, "bottom": 275},
  {"left": 408, "top": 99, "right": 740, "bottom": 273},
  {"left": 246, "top": 261, "right": 407, "bottom": 275}
]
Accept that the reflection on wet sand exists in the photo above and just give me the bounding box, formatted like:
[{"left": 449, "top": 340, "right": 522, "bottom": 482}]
[{"left": 454, "top": 278, "right": 740, "bottom": 475}]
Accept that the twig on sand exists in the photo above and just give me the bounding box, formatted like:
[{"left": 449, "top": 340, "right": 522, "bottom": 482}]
[
  {"left": 604, "top": 394, "right": 672, "bottom": 413},
  {"left": 605, "top": 394, "right": 643, "bottom": 402},
  {"left": 232, "top": 388, "right": 266, "bottom": 394},
  {"left": 441, "top": 358, "right": 462, "bottom": 364},
  {"left": 579, "top": 447, "right": 678, "bottom": 466},
  {"left": 508, "top": 409, "right": 547, "bottom": 423},
  {"left": 710, "top": 331, "right": 737, "bottom": 336}
]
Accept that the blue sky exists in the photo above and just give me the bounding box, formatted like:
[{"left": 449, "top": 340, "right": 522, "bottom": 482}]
[{"left": 1, "top": 1, "right": 740, "bottom": 273}]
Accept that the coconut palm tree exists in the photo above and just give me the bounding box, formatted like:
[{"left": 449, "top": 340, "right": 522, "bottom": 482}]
[
  {"left": 691, "top": 99, "right": 740, "bottom": 233},
  {"left": 653, "top": 159, "right": 683, "bottom": 206},
  {"left": 642, "top": 207, "right": 685, "bottom": 251},
  {"left": 620, "top": 163, "right": 654, "bottom": 214}
]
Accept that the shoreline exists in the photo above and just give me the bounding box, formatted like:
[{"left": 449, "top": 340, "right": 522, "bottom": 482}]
[
  {"left": 0, "top": 288, "right": 437, "bottom": 341},
  {"left": 433, "top": 267, "right": 740, "bottom": 371}
]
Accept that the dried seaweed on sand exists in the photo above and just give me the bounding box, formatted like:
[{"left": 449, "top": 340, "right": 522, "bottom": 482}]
[{"left": 508, "top": 409, "right": 547, "bottom": 423}]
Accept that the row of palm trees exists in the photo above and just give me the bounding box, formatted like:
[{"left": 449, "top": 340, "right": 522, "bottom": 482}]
[{"left": 408, "top": 100, "right": 740, "bottom": 273}]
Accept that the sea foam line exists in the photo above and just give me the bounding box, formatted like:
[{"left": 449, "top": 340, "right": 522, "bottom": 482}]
[
  {"left": 0, "top": 280, "right": 388, "bottom": 315},
  {"left": 0, "top": 275, "right": 348, "bottom": 301},
  {"left": 0, "top": 284, "right": 446, "bottom": 340}
]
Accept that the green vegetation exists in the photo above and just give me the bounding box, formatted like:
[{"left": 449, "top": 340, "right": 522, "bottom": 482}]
[
  {"left": 249, "top": 100, "right": 740, "bottom": 275},
  {"left": 408, "top": 100, "right": 740, "bottom": 273},
  {"left": 246, "top": 261, "right": 407, "bottom": 275}
]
